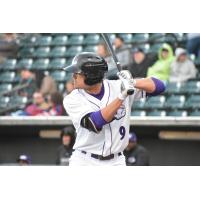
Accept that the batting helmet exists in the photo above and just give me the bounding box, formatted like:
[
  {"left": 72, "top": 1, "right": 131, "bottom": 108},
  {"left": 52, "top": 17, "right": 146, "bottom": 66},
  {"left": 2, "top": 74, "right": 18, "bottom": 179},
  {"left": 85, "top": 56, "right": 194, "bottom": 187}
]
[{"left": 63, "top": 52, "right": 108, "bottom": 85}]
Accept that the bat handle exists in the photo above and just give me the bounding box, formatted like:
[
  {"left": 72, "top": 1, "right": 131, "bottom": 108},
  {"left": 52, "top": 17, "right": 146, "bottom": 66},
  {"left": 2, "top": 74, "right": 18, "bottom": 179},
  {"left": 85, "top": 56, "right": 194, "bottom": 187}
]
[{"left": 127, "top": 89, "right": 135, "bottom": 95}]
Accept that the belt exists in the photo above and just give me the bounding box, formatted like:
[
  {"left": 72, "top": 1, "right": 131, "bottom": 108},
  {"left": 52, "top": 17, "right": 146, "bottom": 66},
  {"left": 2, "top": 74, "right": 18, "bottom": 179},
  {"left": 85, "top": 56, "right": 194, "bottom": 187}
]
[{"left": 81, "top": 150, "right": 122, "bottom": 161}]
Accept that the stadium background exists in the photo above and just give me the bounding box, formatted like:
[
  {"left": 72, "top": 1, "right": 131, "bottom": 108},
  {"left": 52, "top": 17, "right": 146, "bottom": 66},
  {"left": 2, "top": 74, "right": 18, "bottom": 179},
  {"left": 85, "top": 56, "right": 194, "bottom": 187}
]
[{"left": 0, "top": 33, "right": 200, "bottom": 165}]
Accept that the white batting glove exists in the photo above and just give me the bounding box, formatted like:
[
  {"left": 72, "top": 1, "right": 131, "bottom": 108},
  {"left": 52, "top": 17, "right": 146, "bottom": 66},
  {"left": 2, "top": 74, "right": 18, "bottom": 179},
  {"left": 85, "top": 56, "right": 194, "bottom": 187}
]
[{"left": 117, "top": 70, "right": 136, "bottom": 101}]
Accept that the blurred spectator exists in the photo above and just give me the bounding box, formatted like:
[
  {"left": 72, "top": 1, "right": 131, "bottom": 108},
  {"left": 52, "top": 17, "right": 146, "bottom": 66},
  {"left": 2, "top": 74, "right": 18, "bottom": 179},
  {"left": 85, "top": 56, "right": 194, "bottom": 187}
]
[
  {"left": 17, "top": 154, "right": 31, "bottom": 166},
  {"left": 147, "top": 43, "right": 174, "bottom": 82},
  {"left": 24, "top": 92, "right": 49, "bottom": 116},
  {"left": 0, "top": 33, "right": 18, "bottom": 63},
  {"left": 97, "top": 43, "right": 115, "bottom": 70},
  {"left": 170, "top": 48, "right": 197, "bottom": 82},
  {"left": 56, "top": 126, "right": 75, "bottom": 165},
  {"left": 63, "top": 80, "right": 74, "bottom": 96},
  {"left": 124, "top": 132, "right": 150, "bottom": 166},
  {"left": 127, "top": 48, "right": 157, "bottom": 78},
  {"left": 35, "top": 71, "right": 57, "bottom": 97},
  {"left": 43, "top": 92, "right": 63, "bottom": 116},
  {"left": 113, "top": 35, "right": 133, "bottom": 68},
  {"left": 186, "top": 33, "right": 200, "bottom": 57}
]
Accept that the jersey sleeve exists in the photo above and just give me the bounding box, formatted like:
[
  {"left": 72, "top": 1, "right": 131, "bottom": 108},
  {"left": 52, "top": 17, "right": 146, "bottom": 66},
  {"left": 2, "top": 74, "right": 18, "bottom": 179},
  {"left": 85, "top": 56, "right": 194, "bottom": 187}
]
[{"left": 63, "top": 92, "right": 95, "bottom": 129}]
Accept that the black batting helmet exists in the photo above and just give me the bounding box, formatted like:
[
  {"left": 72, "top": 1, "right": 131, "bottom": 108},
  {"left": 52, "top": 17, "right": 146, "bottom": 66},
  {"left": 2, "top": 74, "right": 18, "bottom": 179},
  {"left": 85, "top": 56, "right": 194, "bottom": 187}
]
[{"left": 63, "top": 52, "right": 108, "bottom": 85}]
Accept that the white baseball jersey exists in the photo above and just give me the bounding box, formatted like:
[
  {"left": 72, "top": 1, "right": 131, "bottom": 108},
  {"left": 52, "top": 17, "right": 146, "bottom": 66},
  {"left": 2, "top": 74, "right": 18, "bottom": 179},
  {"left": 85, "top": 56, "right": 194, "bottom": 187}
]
[{"left": 63, "top": 79, "right": 145, "bottom": 157}]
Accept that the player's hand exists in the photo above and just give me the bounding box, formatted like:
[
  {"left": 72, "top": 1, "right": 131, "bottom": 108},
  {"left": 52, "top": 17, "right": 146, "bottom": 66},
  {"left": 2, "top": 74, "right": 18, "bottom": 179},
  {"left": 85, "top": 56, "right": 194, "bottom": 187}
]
[{"left": 117, "top": 70, "right": 136, "bottom": 100}]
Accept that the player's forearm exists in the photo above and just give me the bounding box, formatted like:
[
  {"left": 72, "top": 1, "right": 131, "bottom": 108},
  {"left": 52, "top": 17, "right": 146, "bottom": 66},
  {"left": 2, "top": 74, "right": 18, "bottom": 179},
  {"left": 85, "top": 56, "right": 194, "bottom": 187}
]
[{"left": 100, "top": 98, "right": 123, "bottom": 122}]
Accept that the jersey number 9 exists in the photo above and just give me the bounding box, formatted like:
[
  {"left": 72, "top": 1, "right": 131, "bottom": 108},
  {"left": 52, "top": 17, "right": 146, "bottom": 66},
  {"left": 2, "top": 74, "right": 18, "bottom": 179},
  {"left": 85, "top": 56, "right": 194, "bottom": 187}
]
[{"left": 119, "top": 126, "right": 126, "bottom": 140}]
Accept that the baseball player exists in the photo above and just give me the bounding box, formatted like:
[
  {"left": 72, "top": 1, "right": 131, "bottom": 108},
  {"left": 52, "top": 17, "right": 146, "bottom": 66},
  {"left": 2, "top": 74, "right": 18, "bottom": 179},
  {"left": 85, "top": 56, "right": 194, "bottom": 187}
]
[{"left": 63, "top": 52, "right": 165, "bottom": 166}]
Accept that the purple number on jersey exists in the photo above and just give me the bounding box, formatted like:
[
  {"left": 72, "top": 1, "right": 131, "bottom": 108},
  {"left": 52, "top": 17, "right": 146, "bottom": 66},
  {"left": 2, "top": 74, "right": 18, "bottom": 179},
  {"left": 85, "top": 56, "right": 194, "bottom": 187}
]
[{"left": 119, "top": 126, "right": 126, "bottom": 140}]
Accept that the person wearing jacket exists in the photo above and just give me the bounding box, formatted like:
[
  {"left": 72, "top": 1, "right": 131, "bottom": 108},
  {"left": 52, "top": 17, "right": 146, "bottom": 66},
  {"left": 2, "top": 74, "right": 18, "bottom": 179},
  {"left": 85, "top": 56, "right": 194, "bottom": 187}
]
[
  {"left": 169, "top": 48, "right": 197, "bottom": 82},
  {"left": 147, "top": 43, "right": 174, "bottom": 82}
]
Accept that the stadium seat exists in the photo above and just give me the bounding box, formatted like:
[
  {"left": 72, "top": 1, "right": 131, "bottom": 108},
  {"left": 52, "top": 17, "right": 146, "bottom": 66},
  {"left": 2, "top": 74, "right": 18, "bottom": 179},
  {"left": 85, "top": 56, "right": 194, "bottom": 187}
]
[
  {"left": 108, "top": 34, "right": 116, "bottom": 42},
  {"left": 49, "top": 46, "right": 67, "bottom": 58},
  {"left": 194, "top": 57, "right": 200, "bottom": 66},
  {"left": 67, "top": 34, "right": 84, "bottom": 45},
  {"left": 18, "top": 35, "right": 38, "bottom": 47},
  {"left": 136, "top": 43, "right": 150, "bottom": 53},
  {"left": 0, "top": 84, "right": 13, "bottom": 94},
  {"left": 0, "top": 96, "right": 10, "bottom": 109},
  {"left": 0, "top": 72, "right": 17, "bottom": 83},
  {"left": 164, "top": 95, "right": 186, "bottom": 109},
  {"left": 132, "top": 98, "right": 146, "bottom": 110},
  {"left": 48, "top": 58, "right": 67, "bottom": 70},
  {"left": 189, "top": 110, "right": 200, "bottom": 116},
  {"left": 16, "top": 58, "right": 33, "bottom": 70},
  {"left": 83, "top": 45, "right": 98, "bottom": 53},
  {"left": 149, "top": 33, "right": 166, "bottom": 42},
  {"left": 1, "top": 59, "right": 17, "bottom": 70},
  {"left": 164, "top": 82, "right": 182, "bottom": 95},
  {"left": 119, "top": 34, "right": 133, "bottom": 44},
  {"left": 58, "top": 83, "right": 65, "bottom": 93},
  {"left": 149, "top": 43, "right": 163, "bottom": 53},
  {"left": 180, "top": 81, "right": 200, "bottom": 94},
  {"left": 184, "top": 95, "right": 200, "bottom": 109},
  {"left": 65, "top": 46, "right": 83, "bottom": 58},
  {"left": 8, "top": 96, "right": 28, "bottom": 108},
  {"left": 144, "top": 96, "right": 166, "bottom": 109},
  {"left": 147, "top": 110, "right": 167, "bottom": 117},
  {"left": 51, "top": 35, "right": 68, "bottom": 46},
  {"left": 83, "top": 34, "right": 101, "bottom": 45},
  {"left": 32, "top": 59, "right": 50, "bottom": 70},
  {"left": 33, "top": 47, "right": 50, "bottom": 58},
  {"left": 18, "top": 47, "right": 35, "bottom": 57},
  {"left": 50, "top": 71, "right": 71, "bottom": 82},
  {"left": 167, "top": 110, "right": 188, "bottom": 117},
  {"left": 131, "top": 110, "right": 146, "bottom": 116},
  {"left": 36, "top": 36, "right": 52, "bottom": 46},
  {"left": 132, "top": 33, "right": 149, "bottom": 43}
]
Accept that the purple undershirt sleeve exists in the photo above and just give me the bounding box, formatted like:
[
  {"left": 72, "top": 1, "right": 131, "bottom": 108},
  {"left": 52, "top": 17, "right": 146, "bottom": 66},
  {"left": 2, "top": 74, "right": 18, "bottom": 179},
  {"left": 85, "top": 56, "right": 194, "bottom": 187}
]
[
  {"left": 89, "top": 111, "right": 108, "bottom": 129},
  {"left": 147, "top": 77, "right": 166, "bottom": 97}
]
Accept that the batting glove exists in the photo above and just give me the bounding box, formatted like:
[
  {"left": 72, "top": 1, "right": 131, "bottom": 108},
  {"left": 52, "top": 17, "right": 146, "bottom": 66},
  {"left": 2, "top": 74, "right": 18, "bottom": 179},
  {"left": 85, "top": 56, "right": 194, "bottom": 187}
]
[{"left": 117, "top": 70, "right": 136, "bottom": 101}]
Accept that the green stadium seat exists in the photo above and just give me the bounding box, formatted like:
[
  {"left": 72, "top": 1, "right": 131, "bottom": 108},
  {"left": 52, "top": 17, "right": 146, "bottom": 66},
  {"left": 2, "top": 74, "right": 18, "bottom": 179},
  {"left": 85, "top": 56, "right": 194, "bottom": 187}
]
[
  {"left": 51, "top": 35, "right": 68, "bottom": 46},
  {"left": 136, "top": 43, "right": 150, "bottom": 53},
  {"left": 36, "top": 36, "right": 52, "bottom": 46},
  {"left": 58, "top": 83, "right": 65, "bottom": 93},
  {"left": 0, "top": 96, "right": 10, "bottom": 109},
  {"left": 132, "top": 98, "right": 146, "bottom": 110},
  {"left": 149, "top": 43, "right": 163, "bottom": 53},
  {"left": 19, "top": 35, "right": 38, "bottom": 47},
  {"left": 149, "top": 33, "right": 166, "bottom": 42},
  {"left": 65, "top": 46, "right": 83, "bottom": 58},
  {"left": 180, "top": 81, "right": 200, "bottom": 94},
  {"left": 184, "top": 95, "right": 200, "bottom": 109},
  {"left": 144, "top": 96, "right": 166, "bottom": 109},
  {"left": 0, "top": 72, "right": 16, "bottom": 83},
  {"left": 48, "top": 58, "right": 67, "bottom": 70},
  {"left": 1, "top": 59, "right": 17, "bottom": 70},
  {"left": 67, "top": 34, "right": 84, "bottom": 45},
  {"left": 147, "top": 110, "right": 166, "bottom": 117},
  {"left": 83, "top": 34, "right": 101, "bottom": 45},
  {"left": 16, "top": 59, "right": 33, "bottom": 70},
  {"left": 194, "top": 57, "right": 200, "bottom": 66},
  {"left": 131, "top": 110, "right": 146, "bottom": 116},
  {"left": 132, "top": 33, "right": 149, "bottom": 43},
  {"left": 189, "top": 110, "right": 200, "bottom": 116},
  {"left": 83, "top": 45, "right": 98, "bottom": 52},
  {"left": 32, "top": 59, "right": 50, "bottom": 70},
  {"left": 50, "top": 71, "right": 71, "bottom": 82},
  {"left": 167, "top": 110, "right": 188, "bottom": 117},
  {"left": 34, "top": 47, "right": 51, "bottom": 58},
  {"left": 108, "top": 34, "right": 116, "bottom": 42},
  {"left": 164, "top": 95, "right": 186, "bottom": 109},
  {"left": 119, "top": 34, "right": 133, "bottom": 44},
  {"left": 164, "top": 82, "right": 182, "bottom": 95},
  {"left": 8, "top": 96, "right": 28, "bottom": 108},
  {"left": 18, "top": 47, "right": 35, "bottom": 57},
  {"left": 50, "top": 46, "right": 67, "bottom": 58},
  {"left": 0, "top": 84, "right": 13, "bottom": 94}
]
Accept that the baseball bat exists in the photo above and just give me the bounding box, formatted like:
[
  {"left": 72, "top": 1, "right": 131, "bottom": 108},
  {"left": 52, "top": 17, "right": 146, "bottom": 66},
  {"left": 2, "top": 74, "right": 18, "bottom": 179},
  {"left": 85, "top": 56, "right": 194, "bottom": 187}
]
[{"left": 101, "top": 33, "right": 134, "bottom": 95}]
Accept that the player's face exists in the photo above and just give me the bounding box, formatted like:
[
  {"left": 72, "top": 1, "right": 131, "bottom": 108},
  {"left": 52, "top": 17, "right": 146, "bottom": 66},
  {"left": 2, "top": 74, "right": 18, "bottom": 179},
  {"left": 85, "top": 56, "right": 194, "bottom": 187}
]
[{"left": 72, "top": 73, "right": 87, "bottom": 89}]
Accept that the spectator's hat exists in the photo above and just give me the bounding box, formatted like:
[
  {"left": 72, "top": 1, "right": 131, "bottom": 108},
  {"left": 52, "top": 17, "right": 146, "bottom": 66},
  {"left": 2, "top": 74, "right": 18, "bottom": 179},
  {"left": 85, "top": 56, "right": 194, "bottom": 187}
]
[
  {"left": 17, "top": 154, "right": 31, "bottom": 164},
  {"left": 129, "top": 132, "right": 137, "bottom": 143},
  {"left": 132, "top": 47, "right": 144, "bottom": 54},
  {"left": 175, "top": 48, "right": 187, "bottom": 58},
  {"left": 61, "top": 126, "right": 75, "bottom": 138}
]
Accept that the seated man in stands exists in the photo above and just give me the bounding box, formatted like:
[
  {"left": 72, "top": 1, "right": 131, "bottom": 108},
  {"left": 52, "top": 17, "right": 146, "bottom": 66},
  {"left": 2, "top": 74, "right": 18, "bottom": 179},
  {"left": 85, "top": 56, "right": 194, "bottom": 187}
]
[
  {"left": 127, "top": 47, "right": 157, "bottom": 78},
  {"left": 169, "top": 48, "right": 197, "bottom": 82},
  {"left": 113, "top": 35, "right": 133, "bottom": 68},
  {"left": 147, "top": 43, "right": 174, "bottom": 82},
  {"left": 17, "top": 154, "right": 31, "bottom": 166},
  {"left": 24, "top": 91, "right": 49, "bottom": 116},
  {"left": 124, "top": 132, "right": 150, "bottom": 166}
]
